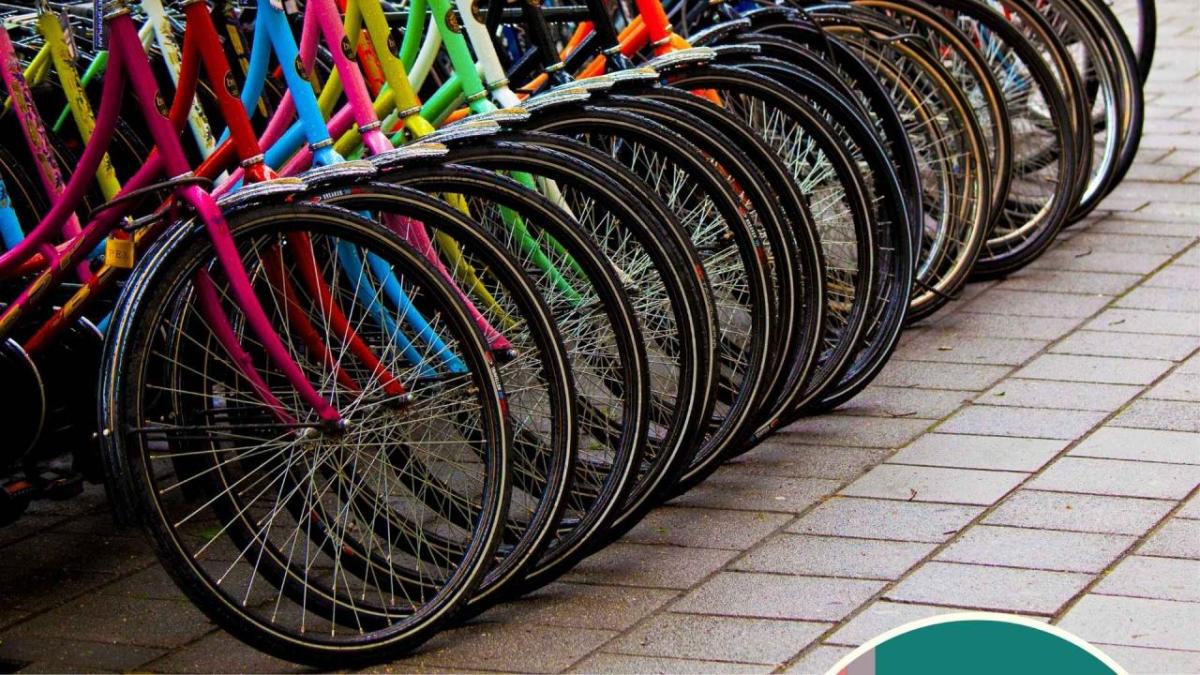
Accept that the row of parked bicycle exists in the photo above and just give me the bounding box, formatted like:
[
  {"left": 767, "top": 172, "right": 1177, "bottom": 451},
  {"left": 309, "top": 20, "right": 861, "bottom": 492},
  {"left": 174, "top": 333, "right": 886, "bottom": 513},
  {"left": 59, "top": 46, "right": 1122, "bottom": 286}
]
[{"left": 0, "top": 0, "right": 1151, "bottom": 665}]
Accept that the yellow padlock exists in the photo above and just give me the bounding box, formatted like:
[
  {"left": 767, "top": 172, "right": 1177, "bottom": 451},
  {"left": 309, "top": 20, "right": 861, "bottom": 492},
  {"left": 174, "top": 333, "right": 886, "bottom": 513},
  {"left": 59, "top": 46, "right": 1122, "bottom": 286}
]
[{"left": 105, "top": 236, "right": 135, "bottom": 269}]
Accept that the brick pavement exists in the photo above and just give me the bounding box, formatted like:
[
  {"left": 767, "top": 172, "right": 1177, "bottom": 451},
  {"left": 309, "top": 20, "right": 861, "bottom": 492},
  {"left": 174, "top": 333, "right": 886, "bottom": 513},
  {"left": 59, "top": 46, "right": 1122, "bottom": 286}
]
[{"left": 1, "top": 2, "right": 1198, "bottom": 672}]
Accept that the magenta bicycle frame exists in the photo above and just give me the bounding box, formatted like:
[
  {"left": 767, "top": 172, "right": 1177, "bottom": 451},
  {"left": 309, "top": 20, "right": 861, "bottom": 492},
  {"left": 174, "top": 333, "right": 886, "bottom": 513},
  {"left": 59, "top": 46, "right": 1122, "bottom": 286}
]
[{"left": 0, "top": 3, "right": 341, "bottom": 425}]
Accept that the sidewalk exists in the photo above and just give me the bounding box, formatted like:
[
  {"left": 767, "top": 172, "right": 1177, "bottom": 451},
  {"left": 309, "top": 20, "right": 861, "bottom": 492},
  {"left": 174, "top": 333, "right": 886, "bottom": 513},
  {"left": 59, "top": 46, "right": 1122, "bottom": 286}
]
[{"left": 1, "top": 3, "right": 1197, "bottom": 672}]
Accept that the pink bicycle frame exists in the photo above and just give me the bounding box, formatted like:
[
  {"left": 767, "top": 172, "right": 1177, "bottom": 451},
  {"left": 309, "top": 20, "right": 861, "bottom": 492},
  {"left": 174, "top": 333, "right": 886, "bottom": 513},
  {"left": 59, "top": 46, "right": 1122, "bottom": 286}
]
[{"left": 0, "top": 2, "right": 341, "bottom": 425}]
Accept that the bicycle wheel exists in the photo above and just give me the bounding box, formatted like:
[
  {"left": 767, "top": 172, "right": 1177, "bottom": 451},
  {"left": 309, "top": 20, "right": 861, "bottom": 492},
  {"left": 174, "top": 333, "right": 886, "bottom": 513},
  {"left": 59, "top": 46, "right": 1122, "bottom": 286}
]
[
  {"left": 1051, "top": 0, "right": 1145, "bottom": 208},
  {"left": 539, "top": 87, "right": 817, "bottom": 454},
  {"left": 1025, "top": 0, "right": 1139, "bottom": 220},
  {"left": 854, "top": 0, "right": 1013, "bottom": 231},
  {"left": 411, "top": 133, "right": 717, "bottom": 584},
  {"left": 1106, "top": 0, "right": 1156, "bottom": 83},
  {"left": 923, "top": 0, "right": 1083, "bottom": 275},
  {"left": 0, "top": 142, "right": 48, "bottom": 238},
  {"left": 651, "top": 62, "right": 874, "bottom": 414},
  {"left": 806, "top": 8, "right": 992, "bottom": 319},
  {"left": 309, "top": 180, "right": 581, "bottom": 610},
  {"left": 663, "top": 63, "right": 913, "bottom": 414},
  {"left": 100, "top": 201, "right": 510, "bottom": 666},
  {"left": 381, "top": 162, "right": 651, "bottom": 564},
  {"left": 690, "top": 11, "right": 924, "bottom": 249},
  {"left": 517, "top": 102, "right": 775, "bottom": 483},
  {"left": 0, "top": 338, "right": 44, "bottom": 470},
  {"left": 600, "top": 82, "right": 826, "bottom": 436}
]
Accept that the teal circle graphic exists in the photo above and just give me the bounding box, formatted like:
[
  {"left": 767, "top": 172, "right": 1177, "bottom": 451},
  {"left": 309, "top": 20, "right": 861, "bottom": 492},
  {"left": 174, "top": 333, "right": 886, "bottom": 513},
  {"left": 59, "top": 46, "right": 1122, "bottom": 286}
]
[{"left": 828, "top": 614, "right": 1123, "bottom": 675}]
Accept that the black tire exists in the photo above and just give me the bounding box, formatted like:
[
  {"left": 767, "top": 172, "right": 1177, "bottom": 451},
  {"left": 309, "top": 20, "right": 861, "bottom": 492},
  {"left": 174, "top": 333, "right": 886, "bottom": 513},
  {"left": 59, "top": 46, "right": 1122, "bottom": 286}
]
[
  {"left": 919, "top": 0, "right": 1084, "bottom": 276},
  {"left": 362, "top": 162, "right": 652, "bottom": 604},
  {"left": 422, "top": 134, "right": 718, "bottom": 585},
  {"left": 309, "top": 180, "right": 583, "bottom": 611},
  {"left": 100, "top": 202, "right": 511, "bottom": 667},
  {"left": 520, "top": 102, "right": 776, "bottom": 479},
  {"left": 663, "top": 64, "right": 913, "bottom": 415},
  {"left": 801, "top": 7, "right": 993, "bottom": 319},
  {"left": 601, "top": 82, "right": 826, "bottom": 436}
]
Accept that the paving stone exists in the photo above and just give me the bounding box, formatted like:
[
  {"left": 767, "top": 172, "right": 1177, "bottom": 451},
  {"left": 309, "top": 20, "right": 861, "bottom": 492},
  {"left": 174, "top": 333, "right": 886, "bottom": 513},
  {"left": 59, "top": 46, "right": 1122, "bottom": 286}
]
[
  {"left": 0, "top": 514, "right": 64, "bottom": 549},
  {"left": 8, "top": 596, "right": 212, "bottom": 650},
  {"left": 826, "top": 601, "right": 972, "bottom": 647},
  {"left": 1145, "top": 264, "right": 1200, "bottom": 290},
  {"left": 998, "top": 269, "right": 1142, "bottom": 296},
  {"left": 730, "top": 443, "right": 891, "bottom": 480},
  {"left": 1177, "top": 245, "right": 1200, "bottom": 265},
  {"left": 779, "top": 415, "right": 932, "bottom": 449},
  {"left": 984, "top": 490, "right": 1175, "bottom": 535},
  {"left": 671, "top": 468, "right": 840, "bottom": 513},
  {"left": 1117, "top": 285, "right": 1200, "bottom": 312},
  {"left": 672, "top": 572, "right": 883, "bottom": 622},
  {"left": 623, "top": 507, "right": 790, "bottom": 550},
  {"left": 929, "top": 312, "right": 1082, "bottom": 341},
  {"left": 960, "top": 289, "right": 1112, "bottom": 319},
  {"left": 827, "top": 386, "right": 972, "bottom": 420},
  {"left": 1112, "top": 399, "right": 1200, "bottom": 432},
  {"left": 1059, "top": 595, "right": 1200, "bottom": 651},
  {"left": 1084, "top": 308, "right": 1200, "bottom": 336},
  {"left": 936, "top": 406, "right": 1108, "bottom": 440},
  {"left": 607, "top": 613, "right": 828, "bottom": 664},
  {"left": 21, "top": 483, "right": 107, "bottom": 518},
  {"left": 1178, "top": 494, "right": 1200, "bottom": 519},
  {"left": 872, "top": 360, "right": 1013, "bottom": 391},
  {"left": 786, "top": 497, "right": 983, "bottom": 543},
  {"left": 936, "top": 525, "right": 1133, "bottom": 573},
  {"left": 1050, "top": 330, "right": 1199, "bottom": 360},
  {"left": 96, "top": 567, "right": 183, "bottom": 602},
  {"left": 899, "top": 335, "right": 1047, "bottom": 366},
  {"left": 1067, "top": 232, "right": 1196, "bottom": 256},
  {"left": 977, "top": 379, "right": 1141, "bottom": 412},
  {"left": 136, "top": 631, "right": 297, "bottom": 673},
  {"left": 408, "top": 621, "right": 616, "bottom": 673},
  {"left": 480, "top": 582, "right": 676, "bottom": 631},
  {"left": 884, "top": 562, "right": 1090, "bottom": 615},
  {"left": 841, "top": 464, "right": 1026, "bottom": 505},
  {"left": 889, "top": 434, "right": 1066, "bottom": 472},
  {"left": 563, "top": 543, "right": 738, "bottom": 590},
  {"left": 0, "top": 608, "right": 31, "bottom": 634},
  {"left": 0, "top": 564, "right": 115, "bottom": 613},
  {"left": 783, "top": 645, "right": 856, "bottom": 674},
  {"left": 1146, "top": 370, "right": 1200, "bottom": 401},
  {"left": 1094, "top": 644, "right": 1200, "bottom": 674},
  {"left": 570, "top": 654, "right": 771, "bottom": 674},
  {"left": 732, "top": 534, "right": 934, "bottom": 580},
  {"left": 0, "top": 532, "right": 152, "bottom": 577},
  {"left": 1094, "top": 555, "right": 1200, "bottom": 602},
  {"left": 1028, "top": 249, "right": 1171, "bottom": 275},
  {"left": 0, "top": 634, "right": 166, "bottom": 674},
  {"left": 44, "top": 513, "right": 142, "bottom": 540},
  {"left": 1113, "top": 162, "right": 1198, "bottom": 182},
  {"left": 1071, "top": 426, "right": 1200, "bottom": 464},
  {"left": 1090, "top": 218, "right": 1200, "bottom": 238},
  {"left": 1148, "top": 149, "right": 1200, "bottom": 168},
  {"left": 1084, "top": 193, "right": 1149, "bottom": 212},
  {"left": 1029, "top": 457, "right": 1200, "bottom": 499},
  {"left": 1138, "top": 518, "right": 1200, "bottom": 559},
  {"left": 1015, "top": 353, "right": 1175, "bottom": 385}
]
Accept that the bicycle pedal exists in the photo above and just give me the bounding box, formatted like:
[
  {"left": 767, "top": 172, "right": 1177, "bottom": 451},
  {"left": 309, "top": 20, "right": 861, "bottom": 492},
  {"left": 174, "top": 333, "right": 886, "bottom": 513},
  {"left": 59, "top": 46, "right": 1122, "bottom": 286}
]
[
  {"left": 32, "top": 470, "right": 85, "bottom": 501},
  {"left": 0, "top": 479, "right": 35, "bottom": 527}
]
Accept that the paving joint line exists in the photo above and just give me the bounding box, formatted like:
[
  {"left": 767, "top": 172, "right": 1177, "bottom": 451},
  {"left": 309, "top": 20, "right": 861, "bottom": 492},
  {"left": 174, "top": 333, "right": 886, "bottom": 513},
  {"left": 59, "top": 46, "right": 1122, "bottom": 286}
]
[{"left": 770, "top": 240, "right": 1200, "bottom": 673}]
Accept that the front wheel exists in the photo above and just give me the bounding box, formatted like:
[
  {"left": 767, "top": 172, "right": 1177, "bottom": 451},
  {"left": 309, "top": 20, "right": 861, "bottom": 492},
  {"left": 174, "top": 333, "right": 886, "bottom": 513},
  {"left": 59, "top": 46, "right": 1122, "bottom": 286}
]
[{"left": 99, "top": 202, "right": 511, "bottom": 666}]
